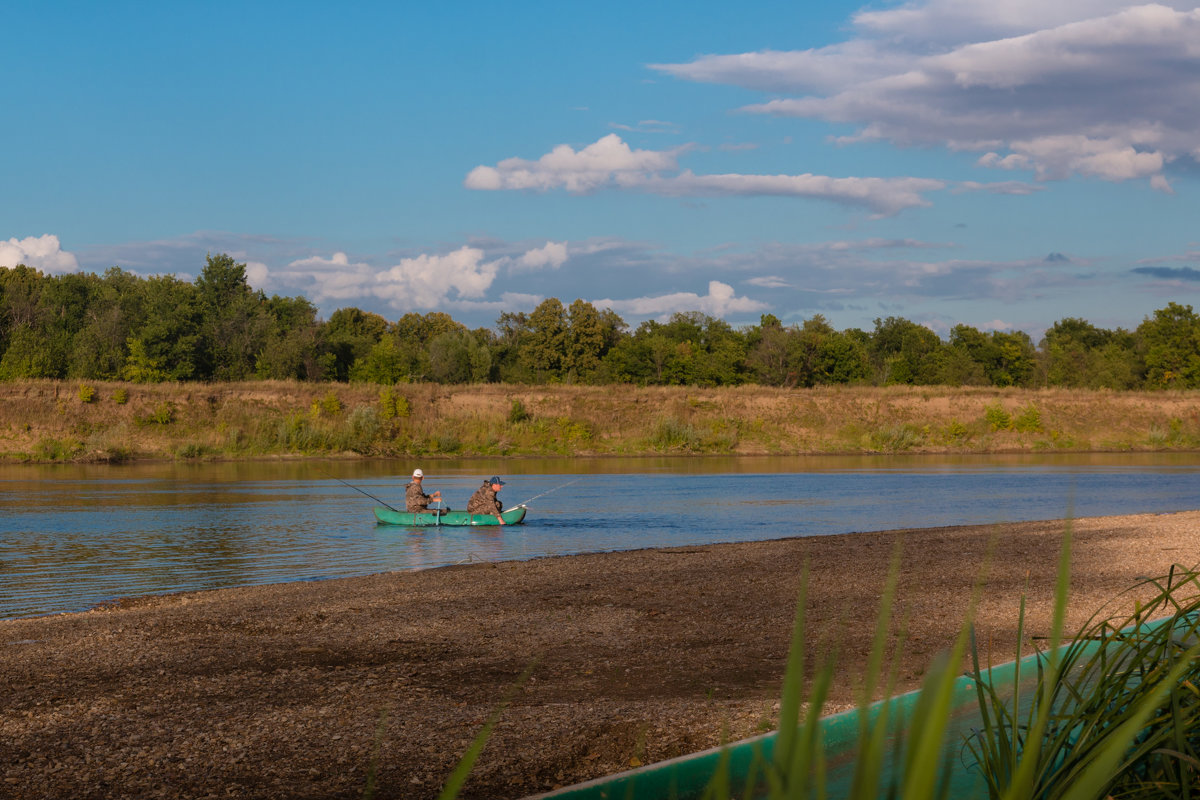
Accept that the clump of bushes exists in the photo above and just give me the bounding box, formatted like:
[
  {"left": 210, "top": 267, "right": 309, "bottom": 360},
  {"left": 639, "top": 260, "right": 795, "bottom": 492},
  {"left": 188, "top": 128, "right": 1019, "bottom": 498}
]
[
  {"left": 137, "top": 401, "right": 176, "bottom": 426},
  {"left": 379, "top": 387, "right": 410, "bottom": 419},
  {"left": 984, "top": 403, "right": 1012, "bottom": 431},
  {"left": 312, "top": 390, "right": 343, "bottom": 417},
  {"left": 78, "top": 384, "right": 97, "bottom": 404},
  {"left": 508, "top": 398, "right": 531, "bottom": 424}
]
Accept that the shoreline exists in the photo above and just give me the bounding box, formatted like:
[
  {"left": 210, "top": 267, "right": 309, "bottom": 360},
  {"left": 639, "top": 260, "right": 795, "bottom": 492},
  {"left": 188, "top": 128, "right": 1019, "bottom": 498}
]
[{"left": 3, "top": 510, "right": 1200, "bottom": 799}]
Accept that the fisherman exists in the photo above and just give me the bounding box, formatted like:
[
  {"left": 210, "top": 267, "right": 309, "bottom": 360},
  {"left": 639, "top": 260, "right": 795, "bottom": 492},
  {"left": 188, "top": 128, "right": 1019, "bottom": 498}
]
[
  {"left": 405, "top": 468, "right": 447, "bottom": 514},
  {"left": 466, "top": 476, "right": 506, "bottom": 525}
]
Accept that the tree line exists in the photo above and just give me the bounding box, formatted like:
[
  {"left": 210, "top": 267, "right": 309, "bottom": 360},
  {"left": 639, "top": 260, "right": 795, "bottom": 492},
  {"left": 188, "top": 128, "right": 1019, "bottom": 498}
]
[{"left": 2, "top": 254, "right": 1199, "bottom": 389}]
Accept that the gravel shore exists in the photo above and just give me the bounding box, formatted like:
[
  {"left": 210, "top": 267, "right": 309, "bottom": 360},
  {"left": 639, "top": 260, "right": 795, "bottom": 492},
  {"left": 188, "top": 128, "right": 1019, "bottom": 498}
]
[{"left": 3, "top": 510, "right": 1199, "bottom": 799}]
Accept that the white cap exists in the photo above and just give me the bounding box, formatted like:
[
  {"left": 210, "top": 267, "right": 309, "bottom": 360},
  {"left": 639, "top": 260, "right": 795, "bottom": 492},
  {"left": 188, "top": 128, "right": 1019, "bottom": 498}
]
[{"left": 412, "top": 468, "right": 424, "bottom": 478}]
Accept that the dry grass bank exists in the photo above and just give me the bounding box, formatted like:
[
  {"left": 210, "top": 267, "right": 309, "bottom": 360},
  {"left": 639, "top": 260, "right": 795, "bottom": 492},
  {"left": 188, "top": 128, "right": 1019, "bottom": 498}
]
[{"left": 1, "top": 379, "right": 1199, "bottom": 462}]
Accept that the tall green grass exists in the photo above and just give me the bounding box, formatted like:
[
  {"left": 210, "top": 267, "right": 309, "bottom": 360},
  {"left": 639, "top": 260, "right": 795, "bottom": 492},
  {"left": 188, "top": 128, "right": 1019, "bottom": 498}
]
[{"left": 426, "top": 535, "right": 1200, "bottom": 799}]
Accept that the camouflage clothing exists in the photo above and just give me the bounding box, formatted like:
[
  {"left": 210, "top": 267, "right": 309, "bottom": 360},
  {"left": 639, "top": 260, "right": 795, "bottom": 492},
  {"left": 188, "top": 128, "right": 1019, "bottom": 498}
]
[
  {"left": 466, "top": 481, "right": 504, "bottom": 516},
  {"left": 406, "top": 481, "right": 434, "bottom": 513}
]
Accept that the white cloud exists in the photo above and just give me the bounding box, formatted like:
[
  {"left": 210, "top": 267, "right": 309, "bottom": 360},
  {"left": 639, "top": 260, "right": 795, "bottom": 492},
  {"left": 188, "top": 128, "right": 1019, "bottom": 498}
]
[
  {"left": 747, "top": 275, "right": 792, "bottom": 288},
  {"left": 512, "top": 241, "right": 569, "bottom": 273},
  {"left": 467, "top": 134, "right": 944, "bottom": 215},
  {"left": 0, "top": 234, "right": 79, "bottom": 274},
  {"left": 653, "top": 2, "right": 1200, "bottom": 188},
  {"left": 464, "top": 134, "right": 678, "bottom": 192},
  {"left": 262, "top": 242, "right": 571, "bottom": 313},
  {"left": 592, "top": 280, "right": 768, "bottom": 319},
  {"left": 244, "top": 260, "right": 270, "bottom": 288}
]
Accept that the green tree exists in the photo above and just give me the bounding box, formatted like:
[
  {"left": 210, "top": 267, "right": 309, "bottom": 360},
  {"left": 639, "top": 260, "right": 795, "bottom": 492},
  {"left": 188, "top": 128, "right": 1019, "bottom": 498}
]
[
  {"left": 69, "top": 268, "right": 143, "bottom": 379},
  {"left": 349, "top": 336, "right": 410, "bottom": 384},
  {"left": 524, "top": 298, "right": 568, "bottom": 381},
  {"left": 127, "top": 275, "right": 203, "bottom": 380},
  {"left": 256, "top": 295, "right": 322, "bottom": 380},
  {"left": 1137, "top": 303, "right": 1200, "bottom": 388},
  {"left": 870, "top": 317, "right": 945, "bottom": 385},
  {"left": 564, "top": 299, "right": 623, "bottom": 381},
  {"left": 745, "top": 314, "right": 795, "bottom": 386},
  {"left": 196, "top": 254, "right": 271, "bottom": 381},
  {"left": 322, "top": 307, "right": 389, "bottom": 381}
]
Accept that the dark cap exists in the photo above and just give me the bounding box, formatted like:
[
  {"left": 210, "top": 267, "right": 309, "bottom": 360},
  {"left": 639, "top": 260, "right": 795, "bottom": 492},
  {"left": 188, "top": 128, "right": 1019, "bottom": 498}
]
[{"left": 488, "top": 476, "right": 506, "bottom": 485}]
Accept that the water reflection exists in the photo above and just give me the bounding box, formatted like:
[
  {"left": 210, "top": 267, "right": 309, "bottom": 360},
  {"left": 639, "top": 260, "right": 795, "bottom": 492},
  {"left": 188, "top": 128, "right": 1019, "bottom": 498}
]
[{"left": 2, "top": 455, "right": 1198, "bottom": 619}]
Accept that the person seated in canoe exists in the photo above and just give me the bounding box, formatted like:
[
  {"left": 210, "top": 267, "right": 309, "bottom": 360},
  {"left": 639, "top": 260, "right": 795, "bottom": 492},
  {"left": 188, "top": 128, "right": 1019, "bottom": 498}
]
[
  {"left": 466, "top": 476, "right": 506, "bottom": 525},
  {"left": 406, "top": 468, "right": 448, "bottom": 514}
]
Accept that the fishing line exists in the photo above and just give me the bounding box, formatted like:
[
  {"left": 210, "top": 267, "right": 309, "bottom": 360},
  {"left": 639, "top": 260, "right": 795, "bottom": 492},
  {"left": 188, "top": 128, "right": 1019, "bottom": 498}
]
[
  {"left": 322, "top": 470, "right": 400, "bottom": 512},
  {"left": 514, "top": 476, "right": 584, "bottom": 507}
]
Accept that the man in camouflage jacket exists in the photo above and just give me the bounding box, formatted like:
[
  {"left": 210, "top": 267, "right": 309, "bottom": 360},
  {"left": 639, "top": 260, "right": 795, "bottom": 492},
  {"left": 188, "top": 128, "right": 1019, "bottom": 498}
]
[
  {"left": 405, "top": 468, "right": 446, "bottom": 513},
  {"left": 466, "top": 476, "right": 506, "bottom": 524}
]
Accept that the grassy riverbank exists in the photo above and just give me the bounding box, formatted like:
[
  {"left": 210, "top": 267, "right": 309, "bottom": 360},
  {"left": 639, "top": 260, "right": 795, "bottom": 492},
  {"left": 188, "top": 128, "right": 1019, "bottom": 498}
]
[{"left": 2, "top": 379, "right": 1199, "bottom": 463}]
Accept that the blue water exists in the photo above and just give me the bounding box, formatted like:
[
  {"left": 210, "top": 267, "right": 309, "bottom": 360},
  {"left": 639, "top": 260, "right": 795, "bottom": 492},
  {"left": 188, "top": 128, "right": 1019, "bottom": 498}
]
[{"left": 1, "top": 455, "right": 1197, "bottom": 619}]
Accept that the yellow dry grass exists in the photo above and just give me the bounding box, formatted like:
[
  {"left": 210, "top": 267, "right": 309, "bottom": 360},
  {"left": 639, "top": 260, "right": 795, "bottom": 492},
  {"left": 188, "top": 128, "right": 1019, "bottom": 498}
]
[{"left": 1, "top": 379, "right": 1198, "bottom": 462}]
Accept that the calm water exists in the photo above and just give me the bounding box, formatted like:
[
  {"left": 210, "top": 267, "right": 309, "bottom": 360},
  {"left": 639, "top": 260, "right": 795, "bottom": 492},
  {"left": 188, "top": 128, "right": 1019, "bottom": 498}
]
[{"left": 2, "top": 454, "right": 1198, "bottom": 619}]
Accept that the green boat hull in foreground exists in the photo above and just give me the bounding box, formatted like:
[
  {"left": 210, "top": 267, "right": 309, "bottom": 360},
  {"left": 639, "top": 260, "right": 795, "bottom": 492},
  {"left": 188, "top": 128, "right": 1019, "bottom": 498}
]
[{"left": 373, "top": 505, "right": 527, "bottom": 527}]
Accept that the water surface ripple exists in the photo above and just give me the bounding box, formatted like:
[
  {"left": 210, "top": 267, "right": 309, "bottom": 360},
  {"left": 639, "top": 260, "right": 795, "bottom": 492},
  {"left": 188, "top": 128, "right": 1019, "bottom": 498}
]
[{"left": 2, "top": 455, "right": 1197, "bottom": 619}]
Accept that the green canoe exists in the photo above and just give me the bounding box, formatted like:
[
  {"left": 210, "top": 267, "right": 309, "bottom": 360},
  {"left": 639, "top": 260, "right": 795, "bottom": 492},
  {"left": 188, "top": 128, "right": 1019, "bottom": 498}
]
[{"left": 373, "top": 505, "right": 527, "bottom": 527}]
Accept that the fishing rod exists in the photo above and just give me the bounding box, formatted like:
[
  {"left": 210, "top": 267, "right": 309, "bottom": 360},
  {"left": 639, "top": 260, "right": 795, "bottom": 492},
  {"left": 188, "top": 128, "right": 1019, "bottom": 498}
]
[
  {"left": 514, "top": 476, "right": 584, "bottom": 507},
  {"left": 323, "top": 471, "right": 401, "bottom": 512}
]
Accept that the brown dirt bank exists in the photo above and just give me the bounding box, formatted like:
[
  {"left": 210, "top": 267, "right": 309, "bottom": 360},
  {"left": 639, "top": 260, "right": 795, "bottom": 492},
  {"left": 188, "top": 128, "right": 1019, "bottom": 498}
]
[{"left": 3, "top": 511, "right": 1199, "bottom": 799}]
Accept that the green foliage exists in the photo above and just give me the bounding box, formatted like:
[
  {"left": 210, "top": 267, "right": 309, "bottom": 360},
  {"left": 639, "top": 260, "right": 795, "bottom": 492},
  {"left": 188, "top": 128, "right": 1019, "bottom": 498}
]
[
  {"left": 6, "top": 254, "right": 1200, "bottom": 393},
  {"left": 311, "top": 390, "right": 343, "bottom": 417},
  {"left": 867, "top": 424, "right": 924, "bottom": 451},
  {"left": 30, "top": 437, "right": 81, "bottom": 461},
  {"left": 1012, "top": 404, "right": 1043, "bottom": 432},
  {"left": 121, "top": 337, "right": 169, "bottom": 383},
  {"left": 968, "top": 565, "right": 1200, "bottom": 800},
  {"left": 945, "top": 419, "right": 970, "bottom": 441},
  {"left": 112, "top": 388, "right": 129, "bottom": 405},
  {"left": 139, "top": 401, "right": 176, "bottom": 426},
  {"left": 1138, "top": 302, "right": 1200, "bottom": 388},
  {"left": 175, "top": 443, "right": 212, "bottom": 460},
  {"left": 77, "top": 384, "right": 97, "bottom": 404},
  {"left": 351, "top": 337, "right": 412, "bottom": 384},
  {"left": 433, "top": 429, "right": 462, "bottom": 453},
  {"left": 378, "top": 386, "right": 410, "bottom": 419},
  {"left": 507, "top": 398, "right": 530, "bottom": 424},
  {"left": 984, "top": 403, "right": 1012, "bottom": 431}
]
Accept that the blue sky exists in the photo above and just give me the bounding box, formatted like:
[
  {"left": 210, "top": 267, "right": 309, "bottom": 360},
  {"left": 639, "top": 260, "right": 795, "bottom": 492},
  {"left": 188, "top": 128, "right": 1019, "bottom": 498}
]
[{"left": 3, "top": 0, "right": 1199, "bottom": 339}]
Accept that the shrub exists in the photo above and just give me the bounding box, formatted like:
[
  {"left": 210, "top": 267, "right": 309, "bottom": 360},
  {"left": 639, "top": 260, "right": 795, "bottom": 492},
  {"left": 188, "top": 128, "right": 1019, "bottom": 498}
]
[
  {"left": 312, "top": 391, "right": 343, "bottom": 417},
  {"left": 984, "top": 403, "right": 1012, "bottom": 431},
  {"left": 78, "top": 384, "right": 97, "bottom": 404},
  {"left": 433, "top": 430, "right": 462, "bottom": 453},
  {"left": 868, "top": 424, "right": 923, "bottom": 451},
  {"left": 137, "top": 401, "right": 176, "bottom": 426},
  {"left": 1012, "top": 404, "right": 1043, "bottom": 432},
  {"left": 508, "top": 398, "right": 531, "bottom": 424},
  {"left": 112, "top": 388, "right": 129, "bottom": 405},
  {"left": 378, "top": 387, "right": 410, "bottom": 420}
]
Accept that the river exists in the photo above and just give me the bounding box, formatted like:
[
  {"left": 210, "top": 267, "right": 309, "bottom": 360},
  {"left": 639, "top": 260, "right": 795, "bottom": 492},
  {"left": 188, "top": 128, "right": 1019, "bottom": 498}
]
[{"left": 2, "top": 453, "right": 1198, "bottom": 619}]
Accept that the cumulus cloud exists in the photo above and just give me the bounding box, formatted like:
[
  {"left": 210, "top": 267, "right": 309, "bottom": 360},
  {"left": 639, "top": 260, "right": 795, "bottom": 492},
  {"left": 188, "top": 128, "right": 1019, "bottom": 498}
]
[
  {"left": 511, "top": 241, "right": 569, "bottom": 273},
  {"left": 467, "top": 134, "right": 945, "bottom": 215},
  {"left": 0, "top": 234, "right": 79, "bottom": 274},
  {"left": 653, "top": 2, "right": 1200, "bottom": 188},
  {"left": 591, "top": 280, "right": 768, "bottom": 319},
  {"left": 264, "top": 242, "right": 570, "bottom": 313},
  {"left": 465, "top": 134, "right": 678, "bottom": 192}
]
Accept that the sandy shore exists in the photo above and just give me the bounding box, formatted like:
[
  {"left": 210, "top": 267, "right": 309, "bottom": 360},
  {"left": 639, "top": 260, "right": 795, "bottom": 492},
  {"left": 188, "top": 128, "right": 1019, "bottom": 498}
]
[{"left": 3, "top": 510, "right": 1199, "bottom": 799}]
